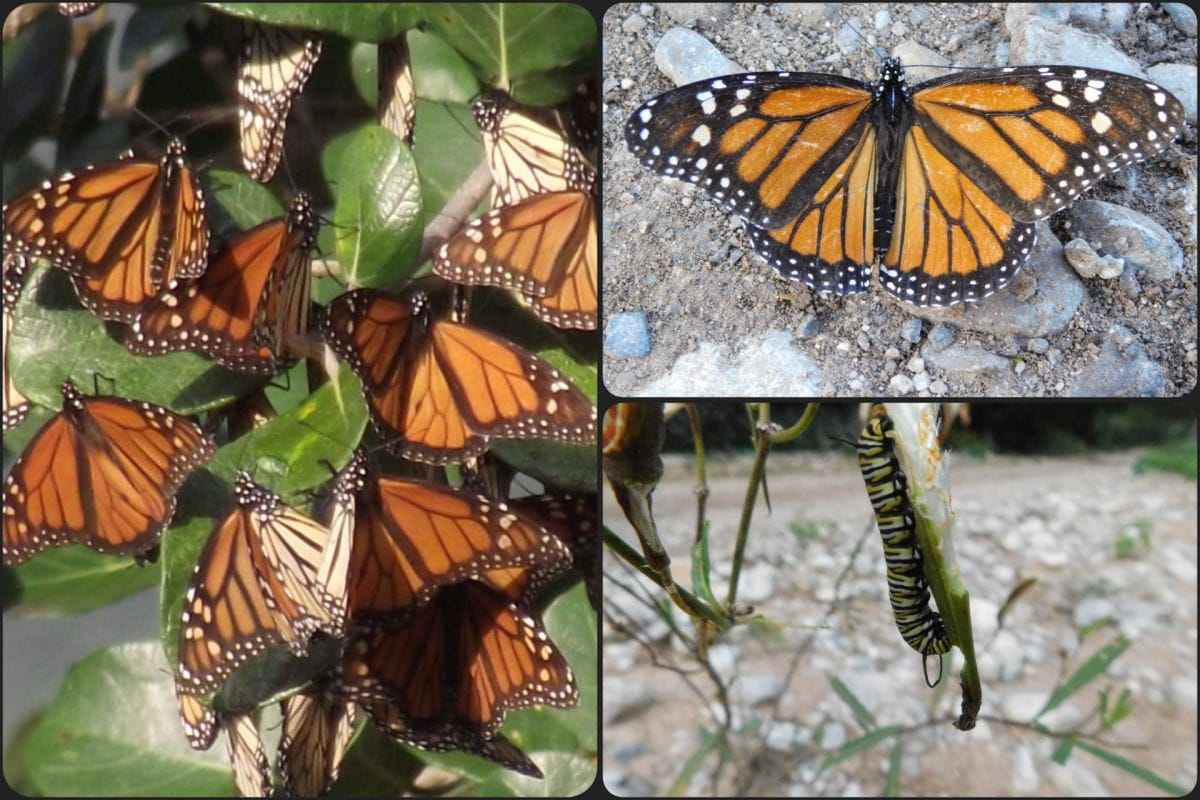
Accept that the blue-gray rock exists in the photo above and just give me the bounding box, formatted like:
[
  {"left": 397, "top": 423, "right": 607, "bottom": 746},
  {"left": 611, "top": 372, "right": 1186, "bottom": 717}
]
[
  {"left": 922, "top": 344, "right": 1015, "bottom": 390},
  {"left": 901, "top": 318, "right": 923, "bottom": 344},
  {"left": 605, "top": 312, "right": 652, "bottom": 357},
  {"left": 927, "top": 323, "right": 956, "bottom": 351},
  {"left": 654, "top": 27, "right": 742, "bottom": 86},
  {"left": 1063, "top": 238, "right": 1124, "bottom": 280},
  {"left": 795, "top": 314, "right": 819, "bottom": 339},
  {"left": 622, "top": 12, "right": 647, "bottom": 34},
  {"left": 1163, "top": 4, "right": 1198, "bottom": 36},
  {"left": 660, "top": 3, "right": 733, "bottom": 27},
  {"left": 1007, "top": 12, "right": 1147, "bottom": 76}
]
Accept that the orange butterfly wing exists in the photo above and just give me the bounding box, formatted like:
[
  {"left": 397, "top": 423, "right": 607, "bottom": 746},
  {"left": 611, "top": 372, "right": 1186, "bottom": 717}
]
[
  {"left": 128, "top": 194, "right": 314, "bottom": 374},
  {"left": 435, "top": 190, "right": 597, "bottom": 330},
  {"left": 223, "top": 711, "right": 271, "bottom": 797},
  {"left": 378, "top": 34, "right": 415, "bottom": 145},
  {"left": 628, "top": 61, "right": 1184, "bottom": 307},
  {"left": 340, "top": 580, "right": 573, "bottom": 778},
  {"left": 2, "top": 381, "right": 214, "bottom": 566},
  {"left": 333, "top": 452, "right": 572, "bottom": 620},
  {"left": 511, "top": 492, "right": 599, "bottom": 611},
  {"left": 880, "top": 124, "right": 1036, "bottom": 305},
  {"left": 742, "top": 125, "right": 878, "bottom": 296},
  {"left": 321, "top": 289, "right": 596, "bottom": 463},
  {"left": 2, "top": 139, "right": 208, "bottom": 321}
]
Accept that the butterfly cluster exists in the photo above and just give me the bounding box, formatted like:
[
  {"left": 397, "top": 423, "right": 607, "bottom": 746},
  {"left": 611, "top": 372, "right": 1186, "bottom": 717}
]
[{"left": 3, "top": 5, "right": 596, "bottom": 796}]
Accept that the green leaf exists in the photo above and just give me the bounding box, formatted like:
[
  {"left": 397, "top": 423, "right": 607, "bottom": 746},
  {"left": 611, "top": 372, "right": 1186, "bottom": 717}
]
[
  {"left": 24, "top": 642, "right": 234, "bottom": 797},
  {"left": 349, "top": 30, "right": 481, "bottom": 111},
  {"left": 1036, "top": 635, "right": 1131, "bottom": 719},
  {"left": 690, "top": 522, "right": 721, "bottom": 610},
  {"left": 2, "top": 10, "right": 70, "bottom": 160},
  {"left": 206, "top": 3, "right": 425, "bottom": 41},
  {"left": 666, "top": 727, "right": 722, "bottom": 796},
  {"left": 1072, "top": 739, "right": 1189, "bottom": 795},
  {"left": 119, "top": 5, "right": 193, "bottom": 71},
  {"left": 59, "top": 21, "right": 111, "bottom": 154},
  {"left": 828, "top": 674, "right": 877, "bottom": 732},
  {"left": 490, "top": 438, "right": 595, "bottom": 494},
  {"left": 200, "top": 168, "right": 287, "bottom": 237},
  {"left": 9, "top": 265, "right": 261, "bottom": 417},
  {"left": 1051, "top": 735, "right": 1075, "bottom": 764},
  {"left": 996, "top": 576, "right": 1038, "bottom": 632},
  {"left": 884, "top": 741, "right": 902, "bottom": 796},
  {"left": 1, "top": 549, "right": 159, "bottom": 616},
  {"left": 322, "top": 124, "right": 423, "bottom": 287},
  {"left": 421, "top": 4, "right": 594, "bottom": 100},
  {"left": 205, "top": 367, "right": 369, "bottom": 498},
  {"left": 409, "top": 28, "right": 482, "bottom": 104},
  {"left": 819, "top": 726, "right": 904, "bottom": 771},
  {"left": 412, "top": 100, "right": 484, "bottom": 219}
]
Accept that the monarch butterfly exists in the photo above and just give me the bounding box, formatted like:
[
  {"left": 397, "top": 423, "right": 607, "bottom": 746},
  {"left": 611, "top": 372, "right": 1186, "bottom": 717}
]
[
  {"left": 175, "top": 472, "right": 337, "bottom": 747},
  {"left": 626, "top": 58, "right": 1185, "bottom": 307},
  {"left": 2, "top": 138, "right": 208, "bottom": 321},
  {"left": 320, "top": 289, "right": 597, "bottom": 464},
  {"left": 340, "top": 578, "right": 577, "bottom": 779},
  {"left": 238, "top": 22, "right": 322, "bottom": 183},
  {"left": 223, "top": 711, "right": 271, "bottom": 797},
  {"left": 3, "top": 254, "right": 32, "bottom": 431},
  {"left": 323, "top": 449, "right": 573, "bottom": 623},
  {"left": 510, "top": 492, "right": 600, "bottom": 612},
  {"left": 433, "top": 187, "right": 598, "bottom": 330},
  {"left": 2, "top": 381, "right": 214, "bottom": 566},
  {"left": 473, "top": 89, "right": 595, "bottom": 208},
  {"left": 127, "top": 193, "right": 316, "bottom": 375},
  {"left": 856, "top": 414, "right": 951, "bottom": 686},
  {"left": 279, "top": 683, "right": 358, "bottom": 797},
  {"left": 378, "top": 34, "right": 415, "bottom": 145}
]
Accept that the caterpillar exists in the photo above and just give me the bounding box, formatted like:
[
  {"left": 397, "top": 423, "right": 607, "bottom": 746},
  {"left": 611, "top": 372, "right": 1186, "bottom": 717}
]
[{"left": 857, "top": 414, "right": 951, "bottom": 686}]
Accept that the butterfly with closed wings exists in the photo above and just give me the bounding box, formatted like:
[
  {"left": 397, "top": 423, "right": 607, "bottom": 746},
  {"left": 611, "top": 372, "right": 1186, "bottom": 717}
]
[{"left": 238, "top": 22, "right": 322, "bottom": 183}]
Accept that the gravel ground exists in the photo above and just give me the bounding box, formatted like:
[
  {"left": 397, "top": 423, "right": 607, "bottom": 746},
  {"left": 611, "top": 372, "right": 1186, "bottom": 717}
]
[
  {"left": 601, "top": 3, "right": 1197, "bottom": 397},
  {"left": 603, "top": 448, "right": 1198, "bottom": 795}
]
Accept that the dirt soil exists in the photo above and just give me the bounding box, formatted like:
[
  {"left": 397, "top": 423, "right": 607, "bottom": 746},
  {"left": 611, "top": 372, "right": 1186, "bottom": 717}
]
[
  {"left": 603, "top": 450, "right": 1198, "bottom": 796},
  {"left": 601, "top": 3, "right": 1197, "bottom": 397}
]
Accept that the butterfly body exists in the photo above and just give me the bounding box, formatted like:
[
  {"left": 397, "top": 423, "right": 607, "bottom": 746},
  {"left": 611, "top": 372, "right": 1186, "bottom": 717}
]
[{"left": 626, "top": 58, "right": 1184, "bottom": 306}]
